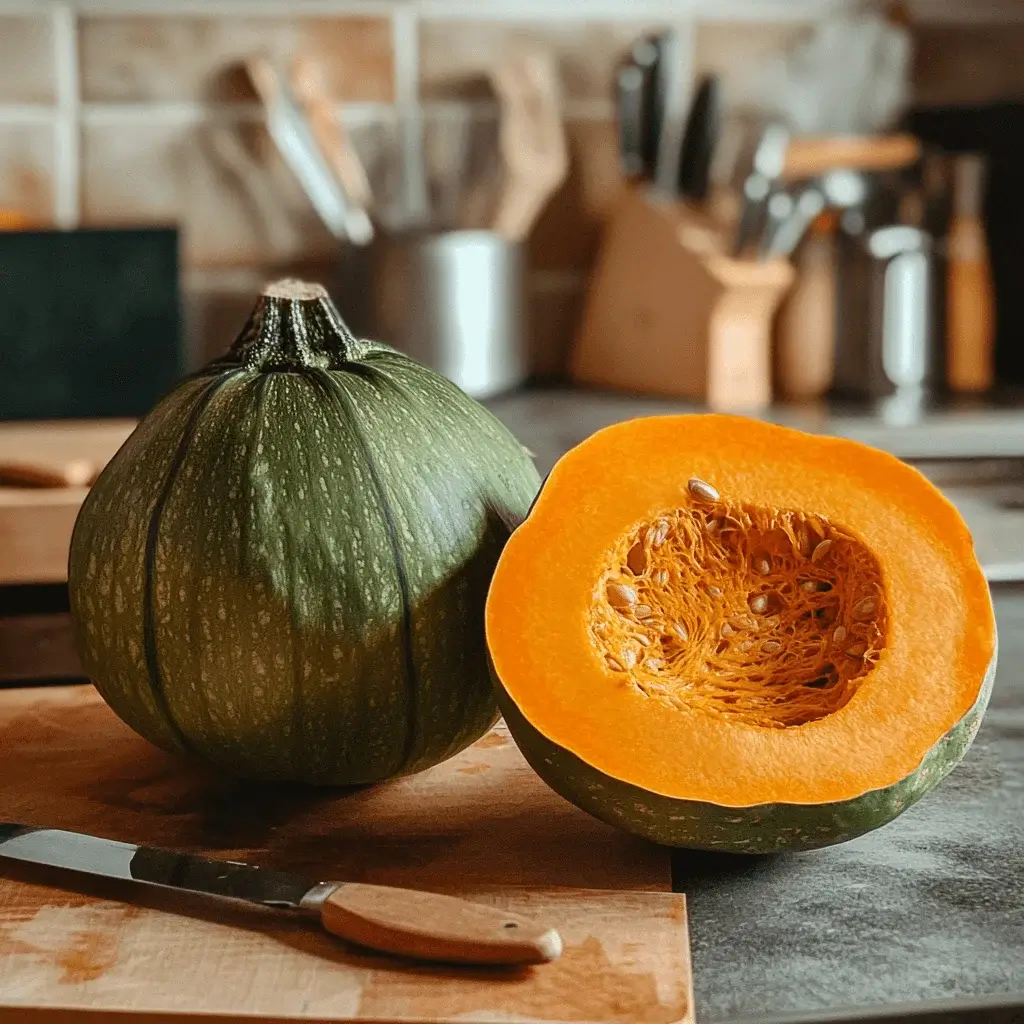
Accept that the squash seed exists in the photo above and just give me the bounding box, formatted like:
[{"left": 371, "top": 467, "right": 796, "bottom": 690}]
[
  {"left": 738, "top": 640, "right": 754, "bottom": 652},
  {"left": 633, "top": 604, "right": 655, "bottom": 619},
  {"left": 635, "top": 634, "right": 651, "bottom": 647},
  {"left": 648, "top": 521, "right": 670, "bottom": 547},
  {"left": 810, "top": 539, "right": 833, "bottom": 563},
  {"left": 646, "top": 658, "right": 663, "bottom": 671},
  {"left": 761, "top": 640, "right": 782, "bottom": 654},
  {"left": 764, "top": 614, "right": 781, "bottom": 629},
  {"left": 796, "top": 527, "right": 811, "bottom": 556},
  {"left": 754, "top": 556, "right": 772, "bottom": 575},
  {"left": 749, "top": 594, "right": 769, "bottom": 614},
  {"left": 853, "top": 597, "right": 877, "bottom": 617},
  {"left": 720, "top": 622, "right": 735, "bottom": 638},
  {"left": 605, "top": 655, "right": 623, "bottom": 671},
  {"left": 708, "top": 585, "right": 724, "bottom": 597},
  {"left": 654, "top": 569, "right": 669, "bottom": 586},
  {"left": 626, "top": 543, "right": 647, "bottom": 575},
  {"left": 800, "top": 579, "right": 820, "bottom": 593},
  {"left": 832, "top": 625, "right": 847, "bottom": 644},
  {"left": 607, "top": 582, "right": 637, "bottom": 608},
  {"left": 706, "top": 518, "right": 721, "bottom": 533},
  {"left": 845, "top": 643, "right": 867, "bottom": 659},
  {"left": 688, "top": 477, "right": 720, "bottom": 503},
  {"left": 620, "top": 648, "right": 638, "bottom": 669},
  {"left": 671, "top": 622, "right": 689, "bottom": 642}
]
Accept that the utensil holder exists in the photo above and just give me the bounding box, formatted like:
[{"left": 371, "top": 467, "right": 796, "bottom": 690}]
[
  {"left": 337, "top": 230, "right": 526, "bottom": 401},
  {"left": 571, "top": 186, "right": 793, "bottom": 409}
]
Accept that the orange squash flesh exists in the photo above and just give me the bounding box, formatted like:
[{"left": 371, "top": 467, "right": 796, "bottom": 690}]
[{"left": 487, "top": 415, "right": 995, "bottom": 810}]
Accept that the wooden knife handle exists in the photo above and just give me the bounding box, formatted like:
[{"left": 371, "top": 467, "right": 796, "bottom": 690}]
[
  {"left": 0, "top": 458, "right": 96, "bottom": 488},
  {"left": 782, "top": 133, "right": 920, "bottom": 180},
  {"left": 317, "top": 883, "right": 563, "bottom": 965}
]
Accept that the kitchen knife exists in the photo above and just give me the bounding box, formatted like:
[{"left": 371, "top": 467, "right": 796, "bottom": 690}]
[
  {"left": 731, "top": 121, "right": 790, "bottom": 258},
  {"left": 762, "top": 182, "right": 826, "bottom": 259},
  {"left": 624, "top": 38, "right": 660, "bottom": 179},
  {"left": 615, "top": 61, "right": 650, "bottom": 178},
  {"left": 676, "top": 73, "right": 721, "bottom": 202},
  {"left": 0, "top": 824, "right": 563, "bottom": 966},
  {"left": 649, "top": 29, "right": 690, "bottom": 195}
]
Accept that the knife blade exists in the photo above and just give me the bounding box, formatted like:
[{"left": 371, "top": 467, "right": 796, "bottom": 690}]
[
  {"left": 0, "top": 824, "right": 562, "bottom": 966},
  {"left": 676, "top": 73, "right": 721, "bottom": 203},
  {"left": 615, "top": 61, "right": 649, "bottom": 179},
  {"left": 731, "top": 121, "right": 790, "bottom": 258},
  {"left": 626, "top": 37, "right": 660, "bottom": 179}
]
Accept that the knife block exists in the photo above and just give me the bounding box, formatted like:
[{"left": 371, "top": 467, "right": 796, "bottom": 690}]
[{"left": 571, "top": 187, "right": 793, "bottom": 409}]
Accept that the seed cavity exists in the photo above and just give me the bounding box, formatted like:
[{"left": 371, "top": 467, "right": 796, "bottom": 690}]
[
  {"left": 688, "top": 477, "right": 720, "bottom": 503},
  {"left": 592, "top": 498, "right": 887, "bottom": 729}
]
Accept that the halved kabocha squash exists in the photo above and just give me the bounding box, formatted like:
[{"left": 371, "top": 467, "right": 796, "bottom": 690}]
[{"left": 486, "top": 415, "right": 996, "bottom": 853}]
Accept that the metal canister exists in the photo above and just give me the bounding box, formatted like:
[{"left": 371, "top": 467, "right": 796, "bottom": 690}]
[{"left": 833, "top": 224, "right": 940, "bottom": 403}]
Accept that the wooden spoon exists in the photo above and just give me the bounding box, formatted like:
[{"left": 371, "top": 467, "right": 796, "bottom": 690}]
[{"left": 489, "top": 50, "right": 569, "bottom": 242}]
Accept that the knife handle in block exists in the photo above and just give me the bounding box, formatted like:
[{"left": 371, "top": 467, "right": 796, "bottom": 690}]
[{"left": 307, "top": 882, "right": 563, "bottom": 965}]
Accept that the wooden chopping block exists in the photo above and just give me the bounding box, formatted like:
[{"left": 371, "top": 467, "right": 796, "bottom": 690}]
[
  {"left": 0, "top": 420, "right": 134, "bottom": 584},
  {"left": 0, "top": 685, "right": 693, "bottom": 1023}
]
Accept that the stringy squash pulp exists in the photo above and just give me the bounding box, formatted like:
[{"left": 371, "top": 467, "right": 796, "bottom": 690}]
[{"left": 486, "top": 415, "right": 996, "bottom": 851}]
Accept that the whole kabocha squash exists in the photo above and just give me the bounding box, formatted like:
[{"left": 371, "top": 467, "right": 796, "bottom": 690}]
[
  {"left": 69, "top": 280, "right": 540, "bottom": 784},
  {"left": 486, "top": 415, "right": 997, "bottom": 853}
]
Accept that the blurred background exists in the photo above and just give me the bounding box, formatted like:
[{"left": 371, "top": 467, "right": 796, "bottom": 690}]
[
  {"left": 2, "top": 0, "right": 1024, "bottom": 680},
  {"left": 0, "top": 0, "right": 1022, "bottom": 382}
]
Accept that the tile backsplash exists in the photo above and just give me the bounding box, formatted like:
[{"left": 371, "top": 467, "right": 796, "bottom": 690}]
[{"left": 1, "top": 1, "right": 1022, "bottom": 377}]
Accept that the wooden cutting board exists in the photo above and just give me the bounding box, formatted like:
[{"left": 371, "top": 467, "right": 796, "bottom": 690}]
[
  {"left": 0, "top": 420, "right": 134, "bottom": 585},
  {"left": 0, "top": 685, "right": 691, "bottom": 1023}
]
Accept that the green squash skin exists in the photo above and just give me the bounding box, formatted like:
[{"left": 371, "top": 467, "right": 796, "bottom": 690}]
[
  {"left": 69, "top": 289, "right": 540, "bottom": 785},
  {"left": 491, "top": 642, "right": 996, "bottom": 854}
]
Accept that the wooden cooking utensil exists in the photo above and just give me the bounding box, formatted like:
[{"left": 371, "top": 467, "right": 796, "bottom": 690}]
[
  {"left": 782, "top": 132, "right": 920, "bottom": 181},
  {"left": 775, "top": 211, "right": 838, "bottom": 400},
  {"left": 946, "top": 152, "right": 995, "bottom": 393},
  {"left": 489, "top": 49, "right": 569, "bottom": 241},
  {"left": 289, "top": 54, "right": 375, "bottom": 220}
]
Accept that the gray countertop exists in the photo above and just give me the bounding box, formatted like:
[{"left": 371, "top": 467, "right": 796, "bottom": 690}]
[{"left": 488, "top": 389, "right": 1024, "bottom": 1024}]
